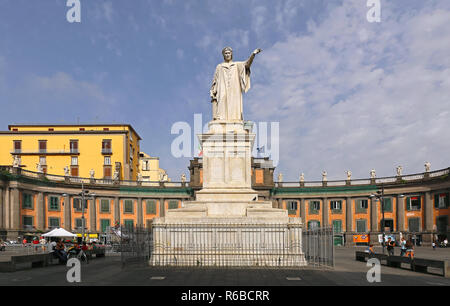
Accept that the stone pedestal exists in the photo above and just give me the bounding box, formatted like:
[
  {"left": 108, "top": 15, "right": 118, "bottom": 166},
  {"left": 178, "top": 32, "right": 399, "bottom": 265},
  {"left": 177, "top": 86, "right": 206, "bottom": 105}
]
[{"left": 152, "top": 120, "right": 306, "bottom": 267}]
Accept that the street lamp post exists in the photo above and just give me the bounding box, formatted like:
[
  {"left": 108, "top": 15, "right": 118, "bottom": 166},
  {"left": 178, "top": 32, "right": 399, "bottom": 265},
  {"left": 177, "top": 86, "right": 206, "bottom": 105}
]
[
  {"left": 370, "top": 186, "right": 404, "bottom": 255},
  {"left": 63, "top": 180, "right": 95, "bottom": 243},
  {"left": 371, "top": 186, "right": 386, "bottom": 254}
]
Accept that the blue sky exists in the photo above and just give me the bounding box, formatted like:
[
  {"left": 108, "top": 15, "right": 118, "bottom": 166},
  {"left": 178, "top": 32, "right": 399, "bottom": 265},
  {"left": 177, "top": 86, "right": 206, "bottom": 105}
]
[{"left": 0, "top": 0, "right": 449, "bottom": 181}]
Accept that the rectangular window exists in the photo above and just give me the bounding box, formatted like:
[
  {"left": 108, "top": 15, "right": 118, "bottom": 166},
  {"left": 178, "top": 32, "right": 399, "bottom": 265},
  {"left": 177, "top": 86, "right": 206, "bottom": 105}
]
[
  {"left": 102, "top": 139, "right": 112, "bottom": 154},
  {"left": 70, "top": 140, "right": 79, "bottom": 153},
  {"left": 23, "top": 216, "right": 33, "bottom": 229},
  {"left": 309, "top": 201, "right": 320, "bottom": 214},
  {"left": 101, "top": 219, "right": 111, "bottom": 233},
  {"left": 70, "top": 166, "right": 79, "bottom": 177},
  {"left": 49, "top": 196, "right": 59, "bottom": 211},
  {"left": 436, "top": 216, "right": 448, "bottom": 234},
  {"left": 49, "top": 217, "right": 60, "bottom": 229},
  {"left": 146, "top": 200, "right": 157, "bottom": 214},
  {"left": 308, "top": 220, "right": 320, "bottom": 229},
  {"left": 124, "top": 200, "right": 133, "bottom": 213},
  {"left": 382, "top": 198, "right": 393, "bottom": 212},
  {"left": 23, "top": 193, "right": 33, "bottom": 209},
  {"left": 406, "top": 196, "right": 421, "bottom": 211},
  {"left": 104, "top": 156, "right": 111, "bottom": 165},
  {"left": 168, "top": 200, "right": 179, "bottom": 210},
  {"left": 100, "top": 199, "right": 110, "bottom": 213},
  {"left": 408, "top": 218, "right": 420, "bottom": 232},
  {"left": 39, "top": 140, "right": 47, "bottom": 153},
  {"left": 103, "top": 166, "right": 112, "bottom": 179},
  {"left": 73, "top": 198, "right": 87, "bottom": 212},
  {"left": 287, "top": 200, "right": 298, "bottom": 215},
  {"left": 13, "top": 140, "right": 21, "bottom": 153},
  {"left": 332, "top": 220, "right": 342, "bottom": 233},
  {"left": 124, "top": 220, "right": 134, "bottom": 230},
  {"left": 356, "top": 219, "right": 367, "bottom": 233},
  {"left": 39, "top": 156, "right": 46, "bottom": 165},
  {"left": 75, "top": 218, "right": 84, "bottom": 229},
  {"left": 435, "top": 193, "right": 449, "bottom": 209},
  {"left": 71, "top": 156, "right": 78, "bottom": 166},
  {"left": 330, "top": 200, "right": 342, "bottom": 213},
  {"left": 356, "top": 199, "right": 368, "bottom": 213}
]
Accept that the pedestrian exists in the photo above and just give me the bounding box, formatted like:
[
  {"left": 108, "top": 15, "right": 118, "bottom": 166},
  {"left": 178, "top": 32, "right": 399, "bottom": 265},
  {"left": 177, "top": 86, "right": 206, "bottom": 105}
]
[
  {"left": 405, "top": 239, "right": 414, "bottom": 259},
  {"left": 444, "top": 238, "right": 448, "bottom": 248},
  {"left": 22, "top": 237, "right": 27, "bottom": 246},
  {"left": 400, "top": 237, "right": 407, "bottom": 257},
  {"left": 432, "top": 240, "right": 436, "bottom": 250},
  {"left": 365, "top": 244, "right": 375, "bottom": 256},
  {"left": 386, "top": 237, "right": 395, "bottom": 256},
  {"left": 32, "top": 237, "right": 39, "bottom": 252}
]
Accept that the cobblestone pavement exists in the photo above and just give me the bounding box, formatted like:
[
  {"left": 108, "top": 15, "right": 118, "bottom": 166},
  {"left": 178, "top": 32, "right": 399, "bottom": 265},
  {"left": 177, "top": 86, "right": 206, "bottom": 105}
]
[{"left": 0, "top": 247, "right": 449, "bottom": 286}]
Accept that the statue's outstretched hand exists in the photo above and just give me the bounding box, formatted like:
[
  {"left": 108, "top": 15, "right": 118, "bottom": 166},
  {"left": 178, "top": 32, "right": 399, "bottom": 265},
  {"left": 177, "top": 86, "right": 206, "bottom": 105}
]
[{"left": 253, "top": 48, "right": 262, "bottom": 55}]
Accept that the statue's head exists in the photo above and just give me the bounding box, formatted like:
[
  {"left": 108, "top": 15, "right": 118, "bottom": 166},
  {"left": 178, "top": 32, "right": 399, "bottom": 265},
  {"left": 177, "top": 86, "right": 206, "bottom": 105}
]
[{"left": 222, "top": 46, "right": 233, "bottom": 62}]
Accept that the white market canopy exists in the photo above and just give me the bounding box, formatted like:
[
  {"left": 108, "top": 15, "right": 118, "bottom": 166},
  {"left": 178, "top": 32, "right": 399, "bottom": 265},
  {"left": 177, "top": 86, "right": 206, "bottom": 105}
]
[{"left": 42, "top": 228, "right": 77, "bottom": 238}]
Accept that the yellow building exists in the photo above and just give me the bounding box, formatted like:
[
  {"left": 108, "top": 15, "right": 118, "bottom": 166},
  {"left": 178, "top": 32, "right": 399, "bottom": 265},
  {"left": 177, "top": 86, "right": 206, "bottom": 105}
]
[
  {"left": 139, "top": 152, "right": 170, "bottom": 181},
  {"left": 0, "top": 124, "right": 141, "bottom": 180}
]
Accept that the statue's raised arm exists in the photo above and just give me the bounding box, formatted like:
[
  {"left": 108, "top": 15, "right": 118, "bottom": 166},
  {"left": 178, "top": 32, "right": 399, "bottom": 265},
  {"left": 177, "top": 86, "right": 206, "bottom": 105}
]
[{"left": 245, "top": 48, "right": 262, "bottom": 69}]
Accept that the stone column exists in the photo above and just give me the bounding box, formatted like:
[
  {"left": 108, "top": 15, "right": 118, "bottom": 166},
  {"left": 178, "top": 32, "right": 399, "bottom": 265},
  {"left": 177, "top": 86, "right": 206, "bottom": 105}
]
[
  {"left": 424, "top": 192, "right": 434, "bottom": 232},
  {"left": 397, "top": 195, "right": 405, "bottom": 232},
  {"left": 137, "top": 197, "right": 143, "bottom": 227},
  {"left": 299, "top": 198, "right": 306, "bottom": 225},
  {"left": 322, "top": 197, "right": 328, "bottom": 227},
  {"left": 0, "top": 187, "right": 3, "bottom": 229},
  {"left": 4, "top": 187, "right": 10, "bottom": 229},
  {"left": 10, "top": 188, "right": 20, "bottom": 231},
  {"left": 370, "top": 197, "right": 378, "bottom": 232},
  {"left": 278, "top": 198, "right": 283, "bottom": 209},
  {"left": 114, "top": 197, "right": 120, "bottom": 225},
  {"left": 159, "top": 198, "right": 165, "bottom": 218},
  {"left": 63, "top": 195, "right": 71, "bottom": 231},
  {"left": 346, "top": 197, "right": 353, "bottom": 232},
  {"left": 89, "top": 197, "right": 96, "bottom": 233},
  {"left": 36, "top": 192, "right": 45, "bottom": 231}
]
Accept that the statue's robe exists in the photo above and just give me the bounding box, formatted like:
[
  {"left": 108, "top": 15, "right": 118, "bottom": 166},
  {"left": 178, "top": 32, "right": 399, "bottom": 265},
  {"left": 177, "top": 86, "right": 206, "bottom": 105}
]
[{"left": 210, "top": 61, "right": 251, "bottom": 120}]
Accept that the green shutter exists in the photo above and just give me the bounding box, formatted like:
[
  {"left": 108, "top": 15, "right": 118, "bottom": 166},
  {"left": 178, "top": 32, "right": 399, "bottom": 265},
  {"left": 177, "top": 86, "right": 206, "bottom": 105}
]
[
  {"left": 124, "top": 220, "right": 134, "bottom": 230},
  {"left": 168, "top": 201, "right": 179, "bottom": 209},
  {"left": 383, "top": 198, "right": 392, "bottom": 212},
  {"left": 124, "top": 200, "right": 133, "bottom": 213},
  {"left": 333, "top": 220, "right": 342, "bottom": 233},
  {"left": 23, "top": 193, "right": 33, "bottom": 209},
  {"left": 146, "top": 200, "right": 156, "bottom": 214},
  {"left": 101, "top": 199, "right": 110, "bottom": 212},
  {"left": 101, "top": 219, "right": 110, "bottom": 233},
  {"left": 406, "top": 197, "right": 411, "bottom": 211},
  {"left": 434, "top": 194, "right": 439, "bottom": 209}
]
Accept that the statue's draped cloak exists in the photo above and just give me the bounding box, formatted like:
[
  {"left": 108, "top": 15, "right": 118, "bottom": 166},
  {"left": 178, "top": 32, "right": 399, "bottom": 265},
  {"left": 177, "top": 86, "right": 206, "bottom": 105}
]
[{"left": 210, "top": 61, "right": 251, "bottom": 120}]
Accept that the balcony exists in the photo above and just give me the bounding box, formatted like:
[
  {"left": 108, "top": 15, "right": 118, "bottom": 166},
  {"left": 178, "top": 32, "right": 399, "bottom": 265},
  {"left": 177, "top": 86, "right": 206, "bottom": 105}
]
[
  {"left": 10, "top": 150, "right": 79, "bottom": 156},
  {"left": 102, "top": 149, "right": 112, "bottom": 154}
]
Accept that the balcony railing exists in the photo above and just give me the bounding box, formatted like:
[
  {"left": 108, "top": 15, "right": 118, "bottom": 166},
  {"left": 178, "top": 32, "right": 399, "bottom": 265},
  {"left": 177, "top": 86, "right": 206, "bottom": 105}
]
[
  {"left": 1, "top": 166, "right": 448, "bottom": 189},
  {"left": 10, "top": 149, "right": 79, "bottom": 155}
]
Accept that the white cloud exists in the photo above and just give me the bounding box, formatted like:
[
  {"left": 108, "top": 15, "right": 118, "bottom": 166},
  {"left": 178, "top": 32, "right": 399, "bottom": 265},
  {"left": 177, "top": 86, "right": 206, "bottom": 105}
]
[{"left": 247, "top": 0, "right": 450, "bottom": 181}]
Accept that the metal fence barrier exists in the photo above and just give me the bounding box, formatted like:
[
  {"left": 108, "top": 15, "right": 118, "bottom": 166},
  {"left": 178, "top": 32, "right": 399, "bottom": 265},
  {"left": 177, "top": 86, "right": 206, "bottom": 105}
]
[
  {"left": 119, "top": 224, "right": 333, "bottom": 269},
  {"left": 302, "top": 227, "right": 334, "bottom": 268}
]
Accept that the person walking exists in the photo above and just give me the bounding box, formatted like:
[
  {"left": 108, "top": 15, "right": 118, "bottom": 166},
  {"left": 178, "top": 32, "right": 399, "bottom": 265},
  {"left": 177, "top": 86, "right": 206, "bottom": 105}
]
[
  {"left": 386, "top": 237, "right": 395, "bottom": 256},
  {"left": 400, "top": 237, "right": 407, "bottom": 257},
  {"left": 405, "top": 239, "right": 414, "bottom": 259}
]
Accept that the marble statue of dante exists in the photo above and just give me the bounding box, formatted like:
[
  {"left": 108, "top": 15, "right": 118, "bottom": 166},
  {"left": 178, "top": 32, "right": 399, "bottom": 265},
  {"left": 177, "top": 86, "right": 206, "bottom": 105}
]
[{"left": 210, "top": 47, "right": 262, "bottom": 121}]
